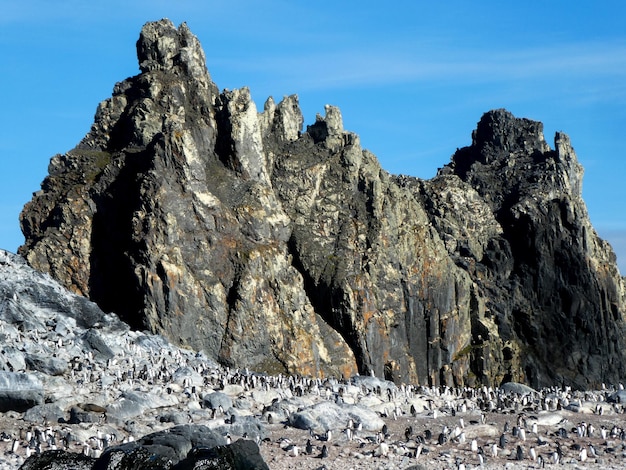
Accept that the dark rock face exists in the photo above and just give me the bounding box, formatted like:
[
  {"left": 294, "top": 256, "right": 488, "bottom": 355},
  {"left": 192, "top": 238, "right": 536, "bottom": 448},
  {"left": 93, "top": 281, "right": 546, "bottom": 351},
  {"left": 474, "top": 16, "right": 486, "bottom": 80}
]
[
  {"left": 19, "top": 19, "right": 626, "bottom": 388},
  {"left": 418, "top": 109, "right": 626, "bottom": 388},
  {"left": 21, "top": 426, "right": 268, "bottom": 470}
]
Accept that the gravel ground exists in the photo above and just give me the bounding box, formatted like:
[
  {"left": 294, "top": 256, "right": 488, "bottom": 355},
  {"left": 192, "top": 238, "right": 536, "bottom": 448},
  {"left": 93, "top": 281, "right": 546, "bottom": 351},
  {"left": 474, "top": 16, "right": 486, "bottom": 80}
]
[
  {"left": 258, "top": 406, "right": 626, "bottom": 470},
  {"left": 0, "top": 395, "right": 625, "bottom": 469}
]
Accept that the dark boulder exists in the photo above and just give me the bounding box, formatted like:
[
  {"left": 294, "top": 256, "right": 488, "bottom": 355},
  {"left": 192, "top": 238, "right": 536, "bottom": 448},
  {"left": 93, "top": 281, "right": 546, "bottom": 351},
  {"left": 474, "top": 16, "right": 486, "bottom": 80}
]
[
  {"left": 98, "top": 425, "right": 226, "bottom": 468},
  {"left": 21, "top": 450, "right": 95, "bottom": 470},
  {"left": 93, "top": 425, "right": 267, "bottom": 470},
  {"left": 173, "top": 439, "right": 269, "bottom": 470}
]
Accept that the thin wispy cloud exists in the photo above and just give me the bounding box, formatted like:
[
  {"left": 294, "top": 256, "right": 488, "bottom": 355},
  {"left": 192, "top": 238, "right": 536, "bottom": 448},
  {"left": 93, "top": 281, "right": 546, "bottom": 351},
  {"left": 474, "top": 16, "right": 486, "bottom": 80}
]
[
  {"left": 1, "top": 1, "right": 624, "bottom": 263},
  {"left": 210, "top": 39, "right": 626, "bottom": 100}
]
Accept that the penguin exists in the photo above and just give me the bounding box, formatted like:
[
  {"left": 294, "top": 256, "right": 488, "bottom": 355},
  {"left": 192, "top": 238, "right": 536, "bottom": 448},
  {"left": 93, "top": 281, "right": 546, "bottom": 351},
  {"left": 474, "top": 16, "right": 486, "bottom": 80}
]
[
  {"left": 305, "top": 439, "right": 313, "bottom": 455},
  {"left": 375, "top": 442, "right": 389, "bottom": 457},
  {"left": 587, "top": 423, "right": 595, "bottom": 438},
  {"left": 319, "top": 444, "right": 328, "bottom": 458},
  {"left": 516, "top": 445, "right": 524, "bottom": 460},
  {"left": 491, "top": 443, "right": 498, "bottom": 457},
  {"left": 470, "top": 438, "right": 478, "bottom": 452}
]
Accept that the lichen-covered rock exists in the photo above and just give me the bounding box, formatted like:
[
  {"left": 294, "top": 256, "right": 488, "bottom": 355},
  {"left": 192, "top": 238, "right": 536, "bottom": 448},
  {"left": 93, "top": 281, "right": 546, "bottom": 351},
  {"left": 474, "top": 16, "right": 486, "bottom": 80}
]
[{"left": 19, "top": 20, "right": 626, "bottom": 388}]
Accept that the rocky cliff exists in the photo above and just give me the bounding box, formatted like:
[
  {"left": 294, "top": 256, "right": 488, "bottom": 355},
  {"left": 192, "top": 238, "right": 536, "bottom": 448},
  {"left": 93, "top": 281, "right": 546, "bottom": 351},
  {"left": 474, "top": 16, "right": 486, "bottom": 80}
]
[{"left": 19, "top": 19, "right": 626, "bottom": 389}]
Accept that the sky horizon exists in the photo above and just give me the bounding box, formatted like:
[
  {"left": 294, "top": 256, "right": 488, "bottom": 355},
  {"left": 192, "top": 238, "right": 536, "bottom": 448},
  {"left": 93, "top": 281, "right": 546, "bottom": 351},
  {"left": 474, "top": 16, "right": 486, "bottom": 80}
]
[{"left": 1, "top": 1, "right": 625, "bottom": 273}]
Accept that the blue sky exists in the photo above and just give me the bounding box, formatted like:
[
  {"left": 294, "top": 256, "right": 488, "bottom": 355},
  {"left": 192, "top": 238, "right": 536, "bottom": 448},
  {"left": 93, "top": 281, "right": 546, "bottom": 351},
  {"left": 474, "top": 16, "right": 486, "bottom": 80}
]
[{"left": 1, "top": 1, "right": 625, "bottom": 273}]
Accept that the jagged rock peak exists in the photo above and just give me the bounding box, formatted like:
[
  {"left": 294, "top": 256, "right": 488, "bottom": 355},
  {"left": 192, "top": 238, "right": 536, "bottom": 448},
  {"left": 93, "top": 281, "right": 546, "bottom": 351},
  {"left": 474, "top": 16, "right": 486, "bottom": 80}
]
[
  {"left": 471, "top": 108, "right": 550, "bottom": 156},
  {"left": 137, "top": 19, "right": 209, "bottom": 80},
  {"left": 442, "top": 109, "right": 585, "bottom": 213}
]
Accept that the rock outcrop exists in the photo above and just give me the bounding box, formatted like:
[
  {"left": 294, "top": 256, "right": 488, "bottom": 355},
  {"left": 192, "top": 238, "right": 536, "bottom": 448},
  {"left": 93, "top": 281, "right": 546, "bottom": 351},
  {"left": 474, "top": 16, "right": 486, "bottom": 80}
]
[
  {"left": 19, "top": 19, "right": 626, "bottom": 388},
  {"left": 418, "top": 110, "right": 626, "bottom": 387}
]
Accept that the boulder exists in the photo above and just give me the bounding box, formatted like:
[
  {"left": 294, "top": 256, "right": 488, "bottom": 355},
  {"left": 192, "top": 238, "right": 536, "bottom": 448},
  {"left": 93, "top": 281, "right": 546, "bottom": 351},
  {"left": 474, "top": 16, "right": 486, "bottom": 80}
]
[
  {"left": 0, "top": 371, "right": 43, "bottom": 412},
  {"left": 174, "top": 439, "right": 269, "bottom": 470},
  {"left": 203, "top": 392, "right": 232, "bottom": 411},
  {"left": 607, "top": 390, "right": 626, "bottom": 403},
  {"left": 24, "top": 403, "right": 65, "bottom": 423},
  {"left": 81, "top": 330, "right": 115, "bottom": 361},
  {"left": 25, "top": 353, "right": 68, "bottom": 376},
  {"left": 351, "top": 375, "right": 398, "bottom": 395},
  {"left": 68, "top": 406, "right": 102, "bottom": 424},
  {"left": 262, "top": 396, "right": 315, "bottom": 422},
  {"left": 0, "top": 346, "right": 26, "bottom": 372},
  {"left": 106, "top": 391, "right": 177, "bottom": 420},
  {"left": 21, "top": 449, "right": 95, "bottom": 470},
  {"left": 97, "top": 424, "right": 230, "bottom": 468},
  {"left": 288, "top": 400, "right": 384, "bottom": 432},
  {"left": 211, "top": 415, "right": 268, "bottom": 441},
  {"left": 172, "top": 366, "right": 204, "bottom": 387},
  {"left": 95, "top": 445, "right": 174, "bottom": 469},
  {"left": 499, "top": 382, "right": 537, "bottom": 395},
  {"left": 160, "top": 412, "right": 190, "bottom": 425}
]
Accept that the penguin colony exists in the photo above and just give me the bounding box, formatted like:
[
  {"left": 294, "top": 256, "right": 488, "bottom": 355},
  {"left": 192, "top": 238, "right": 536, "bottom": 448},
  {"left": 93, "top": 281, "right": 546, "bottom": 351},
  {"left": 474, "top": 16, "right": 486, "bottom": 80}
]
[
  {"left": 1, "top": 338, "right": 626, "bottom": 470},
  {"left": 259, "top": 380, "right": 626, "bottom": 469},
  {"left": 1, "top": 251, "right": 626, "bottom": 469}
]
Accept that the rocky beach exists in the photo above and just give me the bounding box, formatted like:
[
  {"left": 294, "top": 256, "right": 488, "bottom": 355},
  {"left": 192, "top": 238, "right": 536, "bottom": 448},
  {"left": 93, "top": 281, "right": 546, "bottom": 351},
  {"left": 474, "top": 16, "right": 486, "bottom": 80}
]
[{"left": 1, "top": 249, "right": 626, "bottom": 469}]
